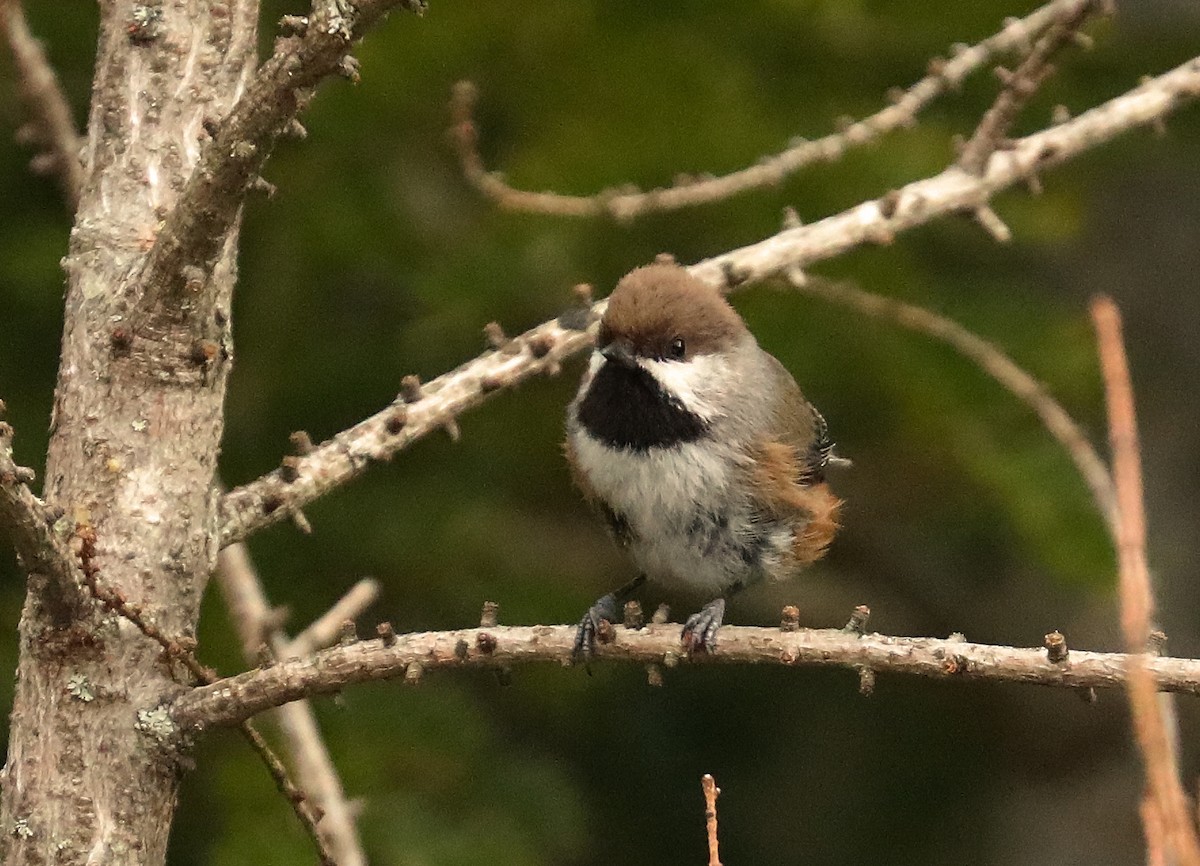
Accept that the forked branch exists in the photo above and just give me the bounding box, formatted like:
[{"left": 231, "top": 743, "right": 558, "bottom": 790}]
[
  {"left": 450, "top": 0, "right": 1094, "bottom": 221},
  {"left": 134, "top": 0, "right": 427, "bottom": 320}
]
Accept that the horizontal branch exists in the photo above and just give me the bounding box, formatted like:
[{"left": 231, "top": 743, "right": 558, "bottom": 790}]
[
  {"left": 169, "top": 623, "right": 1200, "bottom": 730},
  {"left": 218, "top": 54, "right": 1200, "bottom": 545},
  {"left": 451, "top": 0, "right": 1085, "bottom": 220}
]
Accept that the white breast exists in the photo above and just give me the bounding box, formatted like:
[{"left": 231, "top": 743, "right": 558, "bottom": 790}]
[{"left": 569, "top": 427, "right": 767, "bottom": 594}]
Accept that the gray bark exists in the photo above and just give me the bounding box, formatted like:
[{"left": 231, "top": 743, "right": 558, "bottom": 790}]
[{"left": 0, "top": 0, "right": 257, "bottom": 861}]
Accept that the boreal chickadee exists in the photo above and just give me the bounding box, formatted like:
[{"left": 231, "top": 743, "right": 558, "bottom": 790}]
[{"left": 565, "top": 262, "right": 842, "bottom": 659}]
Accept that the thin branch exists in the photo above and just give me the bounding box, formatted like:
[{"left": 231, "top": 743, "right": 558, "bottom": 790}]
[
  {"left": 218, "top": 317, "right": 590, "bottom": 546},
  {"left": 702, "top": 775, "right": 722, "bottom": 866},
  {"left": 217, "top": 542, "right": 369, "bottom": 866},
  {"left": 1092, "top": 296, "right": 1200, "bottom": 866},
  {"left": 285, "top": 578, "right": 381, "bottom": 658},
  {"left": 0, "top": 0, "right": 84, "bottom": 209},
  {"left": 170, "top": 623, "right": 1200, "bottom": 731},
  {"left": 238, "top": 721, "right": 337, "bottom": 866},
  {"left": 0, "top": 413, "right": 89, "bottom": 617},
  {"left": 958, "top": 0, "right": 1102, "bottom": 174},
  {"left": 685, "top": 54, "right": 1200, "bottom": 288},
  {"left": 788, "top": 276, "right": 1117, "bottom": 536},
  {"left": 132, "top": 0, "right": 427, "bottom": 322},
  {"left": 218, "top": 55, "right": 1200, "bottom": 546},
  {"left": 449, "top": 0, "right": 1084, "bottom": 221}
]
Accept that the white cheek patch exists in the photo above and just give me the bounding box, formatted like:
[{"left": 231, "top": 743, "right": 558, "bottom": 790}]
[
  {"left": 640, "top": 353, "right": 730, "bottom": 421},
  {"left": 587, "top": 351, "right": 604, "bottom": 379}
]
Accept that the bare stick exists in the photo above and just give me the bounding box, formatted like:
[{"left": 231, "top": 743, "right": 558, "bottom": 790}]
[
  {"left": 285, "top": 578, "right": 381, "bottom": 658},
  {"left": 218, "top": 317, "right": 589, "bottom": 545},
  {"left": 685, "top": 55, "right": 1200, "bottom": 289},
  {"left": 702, "top": 775, "right": 722, "bottom": 866},
  {"left": 217, "top": 543, "right": 369, "bottom": 866},
  {"left": 790, "top": 277, "right": 1117, "bottom": 535},
  {"left": 1092, "top": 297, "right": 1200, "bottom": 866},
  {"left": 218, "top": 55, "right": 1200, "bottom": 546},
  {"left": 0, "top": 0, "right": 84, "bottom": 209},
  {"left": 958, "top": 0, "right": 1102, "bottom": 174},
  {"left": 0, "top": 417, "right": 89, "bottom": 617},
  {"left": 450, "top": 0, "right": 1082, "bottom": 221},
  {"left": 170, "top": 623, "right": 1200, "bottom": 730}
]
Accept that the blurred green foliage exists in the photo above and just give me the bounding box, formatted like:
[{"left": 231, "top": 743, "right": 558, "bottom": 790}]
[{"left": 3, "top": 1, "right": 1200, "bottom": 863}]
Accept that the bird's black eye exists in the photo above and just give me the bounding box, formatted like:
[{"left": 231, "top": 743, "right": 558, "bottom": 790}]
[{"left": 668, "top": 337, "right": 686, "bottom": 360}]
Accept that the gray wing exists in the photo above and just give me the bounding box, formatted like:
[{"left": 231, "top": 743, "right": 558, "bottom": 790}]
[{"left": 762, "top": 353, "right": 835, "bottom": 483}]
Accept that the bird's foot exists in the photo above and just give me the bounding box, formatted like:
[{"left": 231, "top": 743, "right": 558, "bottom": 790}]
[
  {"left": 681, "top": 597, "right": 726, "bottom": 654},
  {"left": 573, "top": 592, "right": 620, "bottom": 665}
]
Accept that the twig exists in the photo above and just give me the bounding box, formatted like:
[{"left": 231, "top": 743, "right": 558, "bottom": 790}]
[
  {"left": 958, "top": 0, "right": 1102, "bottom": 174},
  {"left": 1091, "top": 296, "right": 1200, "bottom": 866},
  {"left": 285, "top": 578, "right": 381, "bottom": 657},
  {"left": 133, "top": 0, "right": 427, "bottom": 322},
  {"left": 73, "top": 526, "right": 336, "bottom": 866},
  {"left": 0, "top": 416, "right": 89, "bottom": 618},
  {"left": 218, "top": 316, "right": 589, "bottom": 545},
  {"left": 170, "top": 623, "right": 1200, "bottom": 730},
  {"left": 449, "top": 0, "right": 1081, "bottom": 221},
  {"left": 684, "top": 55, "right": 1200, "bottom": 289},
  {"left": 237, "top": 720, "right": 337, "bottom": 866},
  {"left": 217, "top": 542, "right": 369, "bottom": 866},
  {"left": 218, "top": 55, "right": 1200, "bottom": 546},
  {"left": 0, "top": 0, "right": 84, "bottom": 209},
  {"left": 702, "top": 774, "right": 722, "bottom": 866},
  {"left": 788, "top": 276, "right": 1117, "bottom": 536}
]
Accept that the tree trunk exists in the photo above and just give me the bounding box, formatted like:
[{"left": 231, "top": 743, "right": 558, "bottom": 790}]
[{"left": 0, "top": 0, "right": 255, "bottom": 861}]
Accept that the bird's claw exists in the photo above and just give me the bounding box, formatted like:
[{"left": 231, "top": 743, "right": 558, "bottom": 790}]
[
  {"left": 681, "top": 597, "right": 726, "bottom": 654},
  {"left": 573, "top": 592, "right": 620, "bottom": 666}
]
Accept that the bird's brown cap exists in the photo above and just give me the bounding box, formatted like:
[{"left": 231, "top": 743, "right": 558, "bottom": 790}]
[{"left": 599, "top": 263, "right": 748, "bottom": 360}]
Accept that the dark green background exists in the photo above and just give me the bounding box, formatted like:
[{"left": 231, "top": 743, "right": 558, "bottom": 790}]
[{"left": 3, "top": 1, "right": 1200, "bottom": 863}]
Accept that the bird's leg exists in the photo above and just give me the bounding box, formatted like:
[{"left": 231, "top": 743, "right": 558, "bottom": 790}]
[
  {"left": 681, "top": 581, "right": 745, "bottom": 654},
  {"left": 573, "top": 573, "right": 647, "bottom": 664}
]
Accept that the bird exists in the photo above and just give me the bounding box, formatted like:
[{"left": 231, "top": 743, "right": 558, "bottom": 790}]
[{"left": 564, "top": 261, "right": 842, "bottom": 660}]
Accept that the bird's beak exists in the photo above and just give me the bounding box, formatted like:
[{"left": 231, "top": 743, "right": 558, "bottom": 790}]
[{"left": 600, "top": 340, "right": 637, "bottom": 369}]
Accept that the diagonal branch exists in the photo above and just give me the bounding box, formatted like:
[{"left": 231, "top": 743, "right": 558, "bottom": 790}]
[
  {"left": 285, "top": 577, "right": 380, "bottom": 658},
  {"left": 0, "top": 412, "right": 88, "bottom": 618},
  {"left": 170, "top": 622, "right": 1200, "bottom": 731},
  {"left": 788, "top": 277, "right": 1117, "bottom": 536},
  {"left": 217, "top": 542, "right": 368, "bottom": 866},
  {"left": 0, "top": 0, "right": 84, "bottom": 210},
  {"left": 218, "top": 317, "right": 590, "bottom": 545},
  {"left": 453, "top": 0, "right": 1096, "bottom": 221},
  {"left": 1092, "top": 297, "right": 1200, "bottom": 866},
  {"left": 450, "top": 0, "right": 1087, "bottom": 221},
  {"left": 686, "top": 54, "right": 1200, "bottom": 289},
  {"left": 218, "top": 55, "right": 1200, "bottom": 546},
  {"left": 958, "top": 0, "right": 1102, "bottom": 174},
  {"left": 133, "top": 0, "right": 427, "bottom": 322}
]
